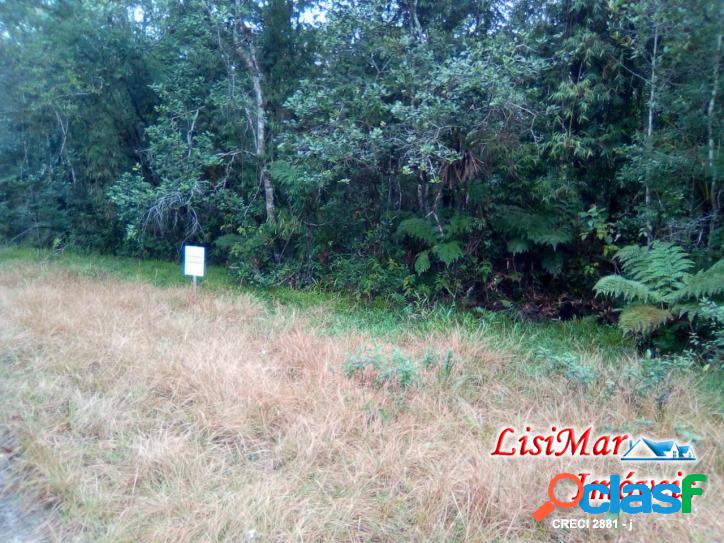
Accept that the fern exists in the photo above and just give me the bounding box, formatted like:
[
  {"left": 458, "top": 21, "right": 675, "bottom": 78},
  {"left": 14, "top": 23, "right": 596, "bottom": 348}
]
[
  {"left": 507, "top": 238, "right": 530, "bottom": 254},
  {"left": 414, "top": 250, "right": 431, "bottom": 274},
  {"left": 618, "top": 305, "right": 672, "bottom": 335},
  {"left": 398, "top": 217, "right": 466, "bottom": 275},
  {"left": 213, "top": 233, "right": 244, "bottom": 249},
  {"left": 268, "top": 160, "right": 300, "bottom": 187},
  {"left": 444, "top": 213, "right": 474, "bottom": 237},
  {"left": 612, "top": 244, "right": 647, "bottom": 269},
  {"left": 595, "top": 242, "right": 723, "bottom": 335},
  {"left": 541, "top": 252, "right": 563, "bottom": 276},
  {"left": 671, "top": 302, "right": 706, "bottom": 320},
  {"left": 673, "top": 259, "right": 724, "bottom": 300},
  {"left": 495, "top": 205, "right": 573, "bottom": 250},
  {"left": 615, "top": 241, "right": 693, "bottom": 297},
  {"left": 396, "top": 218, "right": 438, "bottom": 245},
  {"left": 527, "top": 227, "right": 572, "bottom": 249},
  {"left": 432, "top": 241, "right": 463, "bottom": 266},
  {"left": 593, "top": 275, "right": 660, "bottom": 303}
]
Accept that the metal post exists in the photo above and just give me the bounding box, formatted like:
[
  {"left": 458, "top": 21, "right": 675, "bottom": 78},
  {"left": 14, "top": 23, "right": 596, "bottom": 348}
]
[{"left": 192, "top": 275, "right": 197, "bottom": 295}]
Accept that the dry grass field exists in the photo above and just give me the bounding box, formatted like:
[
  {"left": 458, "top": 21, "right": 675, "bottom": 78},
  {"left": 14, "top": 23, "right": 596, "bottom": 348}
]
[{"left": 0, "top": 255, "right": 722, "bottom": 542}]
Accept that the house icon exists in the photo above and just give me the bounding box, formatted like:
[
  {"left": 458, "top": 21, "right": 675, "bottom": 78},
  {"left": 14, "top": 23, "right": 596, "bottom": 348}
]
[{"left": 621, "top": 437, "right": 696, "bottom": 461}]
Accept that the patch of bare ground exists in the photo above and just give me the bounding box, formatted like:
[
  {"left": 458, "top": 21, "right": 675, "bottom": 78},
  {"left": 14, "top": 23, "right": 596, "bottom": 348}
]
[
  {"left": 0, "top": 262, "right": 721, "bottom": 541},
  {"left": 0, "top": 429, "right": 48, "bottom": 542}
]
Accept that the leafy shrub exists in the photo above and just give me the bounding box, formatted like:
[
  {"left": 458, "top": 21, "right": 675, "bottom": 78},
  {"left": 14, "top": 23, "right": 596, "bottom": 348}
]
[
  {"left": 678, "top": 299, "right": 724, "bottom": 365},
  {"left": 618, "top": 353, "right": 694, "bottom": 410},
  {"left": 330, "top": 255, "right": 408, "bottom": 303}
]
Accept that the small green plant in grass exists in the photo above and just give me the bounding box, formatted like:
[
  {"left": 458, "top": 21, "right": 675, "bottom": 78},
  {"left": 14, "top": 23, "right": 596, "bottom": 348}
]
[
  {"left": 617, "top": 352, "right": 695, "bottom": 410},
  {"left": 633, "top": 354, "right": 694, "bottom": 390},
  {"left": 343, "top": 348, "right": 456, "bottom": 389},
  {"left": 343, "top": 348, "right": 417, "bottom": 388},
  {"left": 534, "top": 347, "right": 597, "bottom": 388}
]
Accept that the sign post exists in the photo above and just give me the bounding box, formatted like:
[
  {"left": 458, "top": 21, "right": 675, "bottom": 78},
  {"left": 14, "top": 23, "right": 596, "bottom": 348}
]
[{"left": 183, "top": 245, "right": 205, "bottom": 294}]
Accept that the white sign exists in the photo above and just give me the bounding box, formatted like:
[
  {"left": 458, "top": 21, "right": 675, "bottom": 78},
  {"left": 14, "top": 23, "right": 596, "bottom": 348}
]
[{"left": 184, "top": 245, "right": 205, "bottom": 277}]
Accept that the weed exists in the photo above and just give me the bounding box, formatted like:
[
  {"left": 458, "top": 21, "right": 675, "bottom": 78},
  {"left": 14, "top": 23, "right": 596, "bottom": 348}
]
[
  {"left": 533, "top": 347, "right": 597, "bottom": 388},
  {"left": 343, "top": 347, "right": 458, "bottom": 389}
]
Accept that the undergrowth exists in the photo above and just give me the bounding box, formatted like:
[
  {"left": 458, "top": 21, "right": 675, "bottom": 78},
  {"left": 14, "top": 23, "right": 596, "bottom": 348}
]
[{"left": 0, "top": 246, "right": 632, "bottom": 360}]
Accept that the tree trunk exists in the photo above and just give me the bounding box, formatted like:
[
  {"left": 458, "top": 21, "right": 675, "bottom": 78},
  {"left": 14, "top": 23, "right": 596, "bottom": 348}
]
[
  {"left": 214, "top": 0, "right": 275, "bottom": 223},
  {"left": 708, "top": 30, "right": 722, "bottom": 246},
  {"left": 237, "top": 39, "right": 274, "bottom": 222},
  {"left": 645, "top": 24, "right": 659, "bottom": 244},
  {"left": 409, "top": 0, "right": 425, "bottom": 43},
  {"left": 429, "top": 183, "right": 444, "bottom": 237}
]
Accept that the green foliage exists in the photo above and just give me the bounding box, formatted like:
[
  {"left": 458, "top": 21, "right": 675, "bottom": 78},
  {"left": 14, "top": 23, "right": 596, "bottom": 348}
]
[
  {"left": 330, "top": 255, "right": 408, "bottom": 303},
  {"left": 268, "top": 160, "right": 302, "bottom": 189},
  {"left": 414, "top": 251, "right": 431, "bottom": 274},
  {"left": 676, "top": 299, "right": 724, "bottom": 365},
  {"left": 396, "top": 218, "right": 438, "bottom": 246},
  {"left": 618, "top": 305, "right": 673, "bottom": 335},
  {"left": 676, "top": 260, "right": 724, "bottom": 300},
  {"left": 396, "top": 216, "right": 468, "bottom": 301},
  {"left": 614, "top": 242, "right": 694, "bottom": 298},
  {"left": 595, "top": 242, "right": 724, "bottom": 339},
  {"left": 507, "top": 239, "right": 530, "bottom": 255},
  {"left": 534, "top": 347, "right": 597, "bottom": 389},
  {"left": 594, "top": 275, "right": 660, "bottom": 304},
  {"left": 343, "top": 349, "right": 419, "bottom": 389},
  {"left": 432, "top": 241, "right": 464, "bottom": 266},
  {"left": 620, "top": 354, "right": 695, "bottom": 398},
  {"left": 494, "top": 206, "right": 573, "bottom": 251},
  {"left": 343, "top": 347, "right": 456, "bottom": 389}
]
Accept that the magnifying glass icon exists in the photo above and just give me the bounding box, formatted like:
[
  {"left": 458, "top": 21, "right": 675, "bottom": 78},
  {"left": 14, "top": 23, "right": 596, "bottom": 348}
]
[{"left": 533, "top": 472, "right": 584, "bottom": 521}]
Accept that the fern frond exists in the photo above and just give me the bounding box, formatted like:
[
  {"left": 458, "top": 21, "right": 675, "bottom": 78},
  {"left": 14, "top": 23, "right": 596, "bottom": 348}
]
[
  {"left": 618, "top": 304, "right": 672, "bottom": 335},
  {"left": 507, "top": 238, "right": 530, "bottom": 254},
  {"left": 414, "top": 250, "right": 431, "bottom": 274},
  {"left": 638, "top": 242, "right": 692, "bottom": 291},
  {"left": 671, "top": 302, "right": 706, "bottom": 320},
  {"left": 397, "top": 218, "right": 438, "bottom": 245},
  {"left": 616, "top": 242, "right": 693, "bottom": 295},
  {"left": 593, "top": 275, "right": 660, "bottom": 303},
  {"left": 213, "top": 234, "right": 243, "bottom": 249},
  {"left": 495, "top": 205, "right": 572, "bottom": 249},
  {"left": 445, "top": 213, "right": 474, "bottom": 237},
  {"left": 542, "top": 252, "right": 563, "bottom": 275},
  {"left": 613, "top": 244, "right": 647, "bottom": 270},
  {"left": 527, "top": 227, "right": 572, "bottom": 249},
  {"left": 606, "top": 243, "right": 717, "bottom": 334},
  {"left": 613, "top": 245, "right": 646, "bottom": 270},
  {"left": 432, "top": 241, "right": 464, "bottom": 266},
  {"left": 672, "top": 259, "right": 724, "bottom": 301}
]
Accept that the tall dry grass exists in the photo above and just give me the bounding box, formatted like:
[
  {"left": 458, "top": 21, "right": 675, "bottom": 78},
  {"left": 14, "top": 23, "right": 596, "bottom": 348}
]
[{"left": 0, "top": 262, "right": 721, "bottom": 542}]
